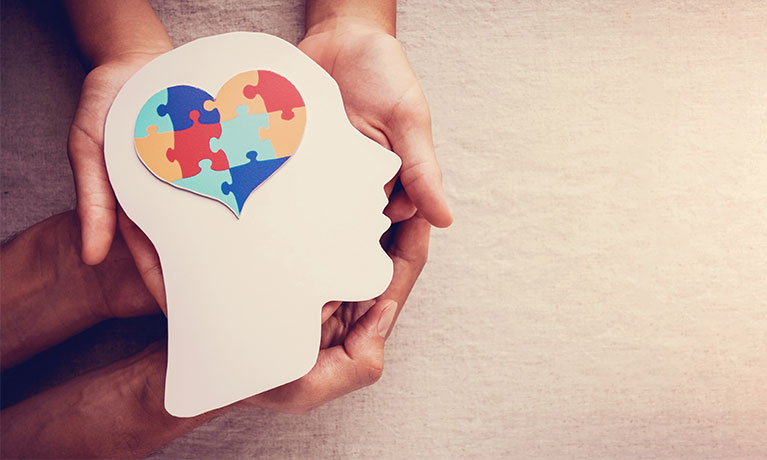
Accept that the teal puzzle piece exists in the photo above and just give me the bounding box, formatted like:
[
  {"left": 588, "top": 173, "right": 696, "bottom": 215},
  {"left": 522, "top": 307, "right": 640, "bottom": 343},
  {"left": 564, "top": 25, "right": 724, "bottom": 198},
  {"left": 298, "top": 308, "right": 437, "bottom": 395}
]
[
  {"left": 135, "top": 89, "right": 174, "bottom": 138},
  {"left": 174, "top": 159, "right": 238, "bottom": 214},
  {"left": 209, "top": 105, "right": 277, "bottom": 168}
]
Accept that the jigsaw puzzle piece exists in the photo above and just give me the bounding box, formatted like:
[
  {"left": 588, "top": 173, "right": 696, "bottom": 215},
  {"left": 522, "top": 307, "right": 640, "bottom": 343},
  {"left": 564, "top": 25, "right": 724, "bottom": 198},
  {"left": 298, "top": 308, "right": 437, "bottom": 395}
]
[
  {"left": 202, "top": 71, "right": 267, "bottom": 122},
  {"left": 135, "top": 125, "right": 182, "bottom": 182},
  {"left": 174, "top": 159, "right": 238, "bottom": 214},
  {"left": 135, "top": 89, "right": 173, "bottom": 138},
  {"left": 259, "top": 107, "right": 306, "bottom": 159},
  {"left": 158, "top": 85, "right": 220, "bottom": 131},
  {"left": 243, "top": 70, "right": 305, "bottom": 121},
  {"left": 209, "top": 105, "right": 276, "bottom": 168},
  {"left": 166, "top": 110, "right": 229, "bottom": 178},
  {"left": 221, "top": 151, "right": 289, "bottom": 213}
]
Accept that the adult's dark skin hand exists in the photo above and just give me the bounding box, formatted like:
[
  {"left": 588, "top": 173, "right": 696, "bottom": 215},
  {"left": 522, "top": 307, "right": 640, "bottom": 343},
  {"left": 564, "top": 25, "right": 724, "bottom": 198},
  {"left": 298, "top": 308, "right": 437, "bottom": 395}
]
[{"left": 1, "top": 209, "right": 429, "bottom": 458}]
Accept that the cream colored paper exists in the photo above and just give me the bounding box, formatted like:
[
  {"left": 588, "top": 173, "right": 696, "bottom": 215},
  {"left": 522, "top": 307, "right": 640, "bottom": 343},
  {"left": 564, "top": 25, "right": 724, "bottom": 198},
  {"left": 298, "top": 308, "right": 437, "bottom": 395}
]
[{"left": 104, "top": 32, "right": 399, "bottom": 417}]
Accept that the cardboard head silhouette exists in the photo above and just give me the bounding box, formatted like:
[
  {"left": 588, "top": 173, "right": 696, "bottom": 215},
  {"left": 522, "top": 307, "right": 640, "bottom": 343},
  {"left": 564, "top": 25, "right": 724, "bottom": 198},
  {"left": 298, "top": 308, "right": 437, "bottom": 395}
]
[{"left": 105, "top": 32, "right": 400, "bottom": 417}]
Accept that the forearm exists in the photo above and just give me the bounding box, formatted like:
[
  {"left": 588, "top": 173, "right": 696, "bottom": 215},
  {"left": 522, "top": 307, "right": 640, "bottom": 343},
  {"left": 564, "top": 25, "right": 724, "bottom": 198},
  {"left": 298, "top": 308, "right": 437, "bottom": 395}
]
[
  {"left": 0, "top": 211, "right": 157, "bottom": 370},
  {"left": 64, "top": 0, "right": 172, "bottom": 67},
  {"left": 306, "top": 0, "right": 396, "bottom": 36},
  {"left": 0, "top": 342, "right": 220, "bottom": 459}
]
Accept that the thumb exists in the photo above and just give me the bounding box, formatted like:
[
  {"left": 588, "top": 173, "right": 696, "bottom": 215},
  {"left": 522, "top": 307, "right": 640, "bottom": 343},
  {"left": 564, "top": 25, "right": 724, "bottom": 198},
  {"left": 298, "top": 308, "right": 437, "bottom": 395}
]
[
  {"left": 245, "top": 299, "right": 399, "bottom": 414},
  {"left": 387, "top": 93, "right": 453, "bottom": 228},
  {"left": 342, "top": 300, "right": 398, "bottom": 382}
]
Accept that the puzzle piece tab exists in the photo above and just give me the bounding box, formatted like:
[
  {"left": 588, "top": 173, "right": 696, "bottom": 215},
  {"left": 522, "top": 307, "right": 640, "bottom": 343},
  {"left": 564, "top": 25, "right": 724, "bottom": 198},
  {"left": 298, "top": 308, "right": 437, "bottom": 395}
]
[
  {"left": 243, "top": 70, "right": 305, "bottom": 121},
  {"left": 135, "top": 89, "right": 173, "bottom": 138},
  {"left": 222, "top": 151, "right": 289, "bottom": 213},
  {"left": 135, "top": 125, "right": 182, "bottom": 182},
  {"left": 166, "top": 110, "right": 229, "bottom": 178},
  {"left": 174, "top": 159, "right": 238, "bottom": 214},
  {"left": 158, "top": 85, "right": 220, "bottom": 131},
  {"left": 210, "top": 105, "right": 276, "bottom": 168},
  {"left": 259, "top": 107, "right": 306, "bottom": 159},
  {"left": 202, "top": 71, "right": 267, "bottom": 122}
]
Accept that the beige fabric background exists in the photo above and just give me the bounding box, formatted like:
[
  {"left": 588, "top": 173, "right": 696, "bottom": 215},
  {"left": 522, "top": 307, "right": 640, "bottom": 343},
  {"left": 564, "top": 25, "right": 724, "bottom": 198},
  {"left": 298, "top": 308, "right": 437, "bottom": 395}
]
[{"left": 2, "top": 1, "right": 766, "bottom": 458}]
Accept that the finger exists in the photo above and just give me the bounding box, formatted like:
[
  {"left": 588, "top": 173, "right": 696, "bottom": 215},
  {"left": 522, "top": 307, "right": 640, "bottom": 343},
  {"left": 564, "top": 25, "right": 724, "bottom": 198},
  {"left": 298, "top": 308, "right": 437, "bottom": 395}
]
[
  {"left": 250, "top": 299, "right": 396, "bottom": 414},
  {"left": 117, "top": 208, "right": 167, "bottom": 314},
  {"left": 321, "top": 301, "right": 342, "bottom": 324},
  {"left": 69, "top": 138, "right": 117, "bottom": 265},
  {"left": 387, "top": 97, "right": 453, "bottom": 228},
  {"left": 376, "top": 213, "right": 431, "bottom": 338},
  {"left": 68, "top": 100, "right": 117, "bottom": 265},
  {"left": 383, "top": 184, "right": 417, "bottom": 223}
]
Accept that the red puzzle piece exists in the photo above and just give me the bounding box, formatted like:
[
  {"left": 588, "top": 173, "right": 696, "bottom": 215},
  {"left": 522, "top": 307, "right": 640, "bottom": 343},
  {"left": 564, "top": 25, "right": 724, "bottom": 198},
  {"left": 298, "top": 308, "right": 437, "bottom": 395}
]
[
  {"left": 166, "top": 110, "right": 229, "bottom": 178},
  {"left": 243, "top": 70, "right": 305, "bottom": 121}
]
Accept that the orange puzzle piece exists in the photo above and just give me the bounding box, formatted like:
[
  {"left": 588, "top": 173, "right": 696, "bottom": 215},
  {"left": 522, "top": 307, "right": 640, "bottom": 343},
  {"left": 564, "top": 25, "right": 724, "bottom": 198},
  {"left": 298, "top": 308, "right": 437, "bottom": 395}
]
[
  {"left": 202, "top": 70, "right": 267, "bottom": 122},
  {"left": 259, "top": 107, "right": 307, "bottom": 159},
  {"left": 135, "top": 125, "right": 182, "bottom": 182}
]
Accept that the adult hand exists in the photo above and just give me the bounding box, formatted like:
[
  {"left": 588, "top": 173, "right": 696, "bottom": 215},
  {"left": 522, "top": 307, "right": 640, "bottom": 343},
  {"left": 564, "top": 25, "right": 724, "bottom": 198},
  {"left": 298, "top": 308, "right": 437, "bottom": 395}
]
[
  {"left": 299, "top": 19, "right": 453, "bottom": 227},
  {"left": 245, "top": 213, "right": 431, "bottom": 413},
  {"left": 121, "top": 202, "right": 430, "bottom": 413}
]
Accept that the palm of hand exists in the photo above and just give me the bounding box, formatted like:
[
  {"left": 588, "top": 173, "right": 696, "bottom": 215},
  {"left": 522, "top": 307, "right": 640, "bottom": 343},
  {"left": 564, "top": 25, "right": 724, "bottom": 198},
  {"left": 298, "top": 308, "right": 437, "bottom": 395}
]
[{"left": 299, "top": 29, "right": 427, "bottom": 150}]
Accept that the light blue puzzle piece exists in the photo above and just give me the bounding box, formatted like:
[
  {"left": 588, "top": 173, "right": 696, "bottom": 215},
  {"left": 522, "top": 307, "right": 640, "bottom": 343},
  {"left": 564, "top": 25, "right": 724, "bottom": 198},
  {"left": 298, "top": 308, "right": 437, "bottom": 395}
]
[
  {"left": 209, "top": 105, "right": 277, "bottom": 168},
  {"left": 174, "top": 159, "right": 238, "bottom": 215},
  {"left": 135, "top": 89, "right": 174, "bottom": 138}
]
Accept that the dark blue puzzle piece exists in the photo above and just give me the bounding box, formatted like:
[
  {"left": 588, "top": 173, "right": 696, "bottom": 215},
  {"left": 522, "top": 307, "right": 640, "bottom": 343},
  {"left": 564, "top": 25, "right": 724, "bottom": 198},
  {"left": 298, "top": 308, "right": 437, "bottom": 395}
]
[
  {"left": 158, "top": 85, "right": 220, "bottom": 131},
  {"left": 221, "top": 151, "right": 289, "bottom": 213}
]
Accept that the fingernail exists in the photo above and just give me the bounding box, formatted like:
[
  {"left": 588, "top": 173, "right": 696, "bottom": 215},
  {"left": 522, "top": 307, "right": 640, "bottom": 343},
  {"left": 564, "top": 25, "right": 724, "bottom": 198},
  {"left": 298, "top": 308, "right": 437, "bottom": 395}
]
[{"left": 377, "top": 301, "right": 398, "bottom": 338}]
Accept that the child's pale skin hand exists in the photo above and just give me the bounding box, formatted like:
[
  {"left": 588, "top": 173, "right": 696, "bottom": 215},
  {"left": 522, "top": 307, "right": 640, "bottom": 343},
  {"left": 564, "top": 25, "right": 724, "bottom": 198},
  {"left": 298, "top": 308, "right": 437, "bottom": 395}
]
[
  {"left": 64, "top": 0, "right": 173, "bottom": 265},
  {"left": 68, "top": 51, "right": 170, "bottom": 265},
  {"left": 298, "top": 17, "right": 453, "bottom": 227},
  {"left": 68, "top": 0, "right": 452, "bottom": 266}
]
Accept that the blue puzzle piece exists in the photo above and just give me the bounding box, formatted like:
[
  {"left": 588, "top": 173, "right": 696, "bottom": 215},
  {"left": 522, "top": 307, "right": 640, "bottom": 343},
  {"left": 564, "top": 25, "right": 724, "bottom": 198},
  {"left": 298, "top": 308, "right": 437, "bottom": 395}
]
[
  {"left": 209, "top": 105, "right": 276, "bottom": 168},
  {"left": 174, "top": 159, "right": 238, "bottom": 215},
  {"left": 158, "top": 85, "right": 220, "bottom": 131},
  {"left": 135, "top": 89, "right": 173, "bottom": 138},
  {"left": 222, "top": 151, "right": 289, "bottom": 214}
]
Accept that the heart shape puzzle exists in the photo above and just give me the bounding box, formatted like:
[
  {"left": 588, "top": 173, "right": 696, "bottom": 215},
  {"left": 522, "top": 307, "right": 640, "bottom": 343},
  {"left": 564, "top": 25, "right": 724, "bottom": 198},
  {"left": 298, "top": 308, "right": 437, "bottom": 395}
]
[{"left": 134, "top": 70, "right": 306, "bottom": 216}]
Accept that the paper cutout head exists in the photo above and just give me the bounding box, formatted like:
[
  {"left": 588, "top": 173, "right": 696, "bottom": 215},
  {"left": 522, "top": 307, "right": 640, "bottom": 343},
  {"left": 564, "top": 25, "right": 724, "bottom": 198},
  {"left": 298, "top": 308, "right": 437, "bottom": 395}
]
[
  {"left": 134, "top": 71, "right": 306, "bottom": 216},
  {"left": 104, "top": 33, "right": 401, "bottom": 417}
]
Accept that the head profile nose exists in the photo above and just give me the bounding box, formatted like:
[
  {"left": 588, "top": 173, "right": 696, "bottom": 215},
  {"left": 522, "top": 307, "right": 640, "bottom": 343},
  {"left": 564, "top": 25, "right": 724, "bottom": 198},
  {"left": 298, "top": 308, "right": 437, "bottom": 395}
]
[{"left": 359, "top": 133, "right": 401, "bottom": 184}]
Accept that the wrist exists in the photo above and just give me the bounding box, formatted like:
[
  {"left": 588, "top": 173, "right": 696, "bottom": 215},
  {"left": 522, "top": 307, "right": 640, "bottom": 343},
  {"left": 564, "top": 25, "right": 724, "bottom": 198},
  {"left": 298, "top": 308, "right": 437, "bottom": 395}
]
[
  {"left": 65, "top": 0, "right": 173, "bottom": 68},
  {"left": 91, "top": 45, "right": 172, "bottom": 69},
  {"left": 118, "top": 343, "right": 228, "bottom": 428},
  {"left": 0, "top": 212, "right": 104, "bottom": 369},
  {"left": 306, "top": 15, "right": 394, "bottom": 38}
]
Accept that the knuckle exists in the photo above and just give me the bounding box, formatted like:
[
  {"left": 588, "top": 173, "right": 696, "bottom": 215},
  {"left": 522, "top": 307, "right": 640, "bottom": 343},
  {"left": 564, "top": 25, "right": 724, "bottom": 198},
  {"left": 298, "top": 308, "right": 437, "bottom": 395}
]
[
  {"left": 360, "top": 361, "right": 384, "bottom": 386},
  {"left": 395, "top": 93, "right": 431, "bottom": 127},
  {"left": 412, "top": 105, "right": 432, "bottom": 127},
  {"left": 399, "top": 160, "right": 435, "bottom": 188}
]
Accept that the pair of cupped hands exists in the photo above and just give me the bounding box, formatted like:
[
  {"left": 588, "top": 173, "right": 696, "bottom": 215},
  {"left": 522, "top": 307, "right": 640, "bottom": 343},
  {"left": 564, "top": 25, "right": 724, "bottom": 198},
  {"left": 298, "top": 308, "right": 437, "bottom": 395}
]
[{"left": 70, "top": 20, "right": 452, "bottom": 415}]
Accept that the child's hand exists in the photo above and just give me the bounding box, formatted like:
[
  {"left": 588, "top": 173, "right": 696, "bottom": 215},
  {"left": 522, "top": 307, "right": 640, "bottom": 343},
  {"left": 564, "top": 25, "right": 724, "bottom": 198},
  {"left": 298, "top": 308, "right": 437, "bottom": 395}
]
[
  {"left": 64, "top": 0, "right": 172, "bottom": 265},
  {"left": 299, "top": 19, "right": 453, "bottom": 227},
  {"left": 68, "top": 51, "right": 168, "bottom": 265}
]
